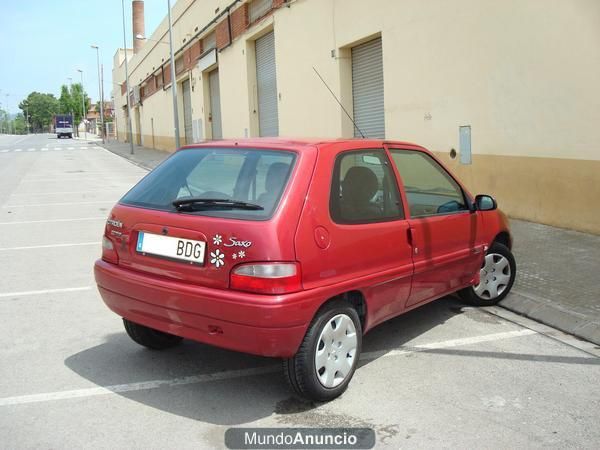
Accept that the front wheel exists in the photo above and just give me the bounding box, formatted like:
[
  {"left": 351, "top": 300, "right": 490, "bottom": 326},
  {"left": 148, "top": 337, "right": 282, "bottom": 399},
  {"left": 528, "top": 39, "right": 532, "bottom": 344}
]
[
  {"left": 283, "top": 300, "right": 362, "bottom": 402},
  {"left": 123, "top": 319, "right": 183, "bottom": 350},
  {"left": 459, "top": 242, "right": 516, "bottom": 306}
]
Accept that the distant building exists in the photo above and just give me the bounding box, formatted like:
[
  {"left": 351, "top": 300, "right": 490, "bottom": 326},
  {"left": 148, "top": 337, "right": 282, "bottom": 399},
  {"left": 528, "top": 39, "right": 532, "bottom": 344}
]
[
  {"left": 112, "top": 0, "right": 600, "bottom": 234},
  {"left": 86, "top": 101, "right": 115, "bottom": 135}
]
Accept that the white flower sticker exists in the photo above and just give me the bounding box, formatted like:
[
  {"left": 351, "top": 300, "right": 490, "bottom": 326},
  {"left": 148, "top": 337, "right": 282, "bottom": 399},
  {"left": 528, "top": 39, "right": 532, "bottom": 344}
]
[
  {"left": 212, "top": 234, "right": 223, "bottom": 246},
  {"left": 232, "top": 253, "right": 237, "bottom": 260},
  {"left": 237, "top": 250, "right": 246, "bottom": 259},
  {"left": 210, "top": 249, "right": 225, "bottom": 268}
]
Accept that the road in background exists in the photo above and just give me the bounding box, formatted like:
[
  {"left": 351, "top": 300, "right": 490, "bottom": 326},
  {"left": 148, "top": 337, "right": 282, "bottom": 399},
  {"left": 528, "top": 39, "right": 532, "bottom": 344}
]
[{"left": 0, "top": 135, "right": 599, "bottom": 449}]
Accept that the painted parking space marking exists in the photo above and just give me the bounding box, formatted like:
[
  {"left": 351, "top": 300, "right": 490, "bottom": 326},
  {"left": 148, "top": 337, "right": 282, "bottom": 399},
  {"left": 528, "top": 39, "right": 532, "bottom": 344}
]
[
  {"left": 0, "top": 329, "right": 537, "bottom": 407},
  {"left": 0, "top": 242, "right": 100, "bottom": 251},
  {"left": 0, "top": 286, "right": 92, "bottom": 299},
  {"left": 3, "top": 200, "right": 115, "bottom": 208},
  {"left": 0, "top": 217, "right": 106, "bottom": 225},
  {"left": 14, "top": 149, "right": 22, "bottom": 152}
]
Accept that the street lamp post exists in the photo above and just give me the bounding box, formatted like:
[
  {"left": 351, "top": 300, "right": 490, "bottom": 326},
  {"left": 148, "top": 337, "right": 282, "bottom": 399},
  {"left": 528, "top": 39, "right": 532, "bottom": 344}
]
[
  {"left": 121, "top": 0, "right": 135, "bottom": 155},
  {"left": 167, "top": 0, "right": 180, "bottom": 149},
  {"left": 77, "top": 69, "right": 87, "bottom": 140},
  {"left": 5, "top": 94, "right": 10, "bottom": 135},
  {"left": 91, "top": 45, "right": 105, "bottom": 144}
]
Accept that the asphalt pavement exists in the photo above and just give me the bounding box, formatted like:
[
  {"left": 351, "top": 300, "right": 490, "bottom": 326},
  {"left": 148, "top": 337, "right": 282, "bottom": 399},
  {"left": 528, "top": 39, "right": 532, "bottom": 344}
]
[{"left": 1, "top": 134, "right": 599, "bottom": 449}]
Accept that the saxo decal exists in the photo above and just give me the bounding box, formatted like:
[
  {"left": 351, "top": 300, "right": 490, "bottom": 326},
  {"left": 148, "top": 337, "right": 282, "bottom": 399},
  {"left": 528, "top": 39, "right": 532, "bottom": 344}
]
[{"left": 211, "top": 235, "right": 252, "bottom": 267}]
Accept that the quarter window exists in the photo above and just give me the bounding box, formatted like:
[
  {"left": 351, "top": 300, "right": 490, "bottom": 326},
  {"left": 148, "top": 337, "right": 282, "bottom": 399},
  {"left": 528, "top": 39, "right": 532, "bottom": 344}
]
[
  {"left": 330, "top": 150, "right": 403, "bottom": 223},
  {"left": 390, "top": 150, "right": 468, "bottom": 218}
]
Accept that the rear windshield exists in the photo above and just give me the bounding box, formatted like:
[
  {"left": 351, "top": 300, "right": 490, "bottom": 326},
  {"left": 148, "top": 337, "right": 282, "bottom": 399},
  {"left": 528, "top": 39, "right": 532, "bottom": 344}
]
[{"left": 120, "top": 147, "right": 296, "bottom": 220}]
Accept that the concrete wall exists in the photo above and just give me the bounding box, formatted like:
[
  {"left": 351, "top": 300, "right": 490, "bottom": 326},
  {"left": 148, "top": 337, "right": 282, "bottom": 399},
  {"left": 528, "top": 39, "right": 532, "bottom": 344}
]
[{"left": 113, "top": 0, "right": 600, "bottom": 233}]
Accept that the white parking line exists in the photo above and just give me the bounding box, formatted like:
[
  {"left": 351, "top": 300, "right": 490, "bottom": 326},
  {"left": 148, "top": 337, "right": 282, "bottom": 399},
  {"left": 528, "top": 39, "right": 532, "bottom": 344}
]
[
  {"left": 0, "top": 286, "right": 92, "bottom": 299},
  {"left": 0, "top": 329, "right": 536, "bottom": 407},
  {"left": 41, "top": 148, "right": 49, "bottom": 152},
  {"left": 14, "top": 149, "right": 22, "bottom": 152},
  {"left": 27, "top": 148, "right": 35, "bottom": 151},
  {"left": 3, "top": 200, "right": 115, "bottom": 208},
  {"left": 10, "top": 189, "right": 124, "bottom": 197},
  {"left": 54, "top": 147, "right": 61, "bottom": 150},
  {"left": 0, "top": 217, "right": 106, "bottom": 225},
  {"left": 67, "top": 147, "right": 74, "bottom": 150},
  {"left": 0, "top": 149, "right": 9, "bottom": 153},
  {"left": 0, "top": 242, "right": 100, "bottom": 251}
]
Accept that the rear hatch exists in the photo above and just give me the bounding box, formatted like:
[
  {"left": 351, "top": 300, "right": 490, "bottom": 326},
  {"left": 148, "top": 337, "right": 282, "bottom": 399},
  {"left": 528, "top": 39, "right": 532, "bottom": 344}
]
[{"left": 103, "top": 145, "right": 313, "bottom": 289}]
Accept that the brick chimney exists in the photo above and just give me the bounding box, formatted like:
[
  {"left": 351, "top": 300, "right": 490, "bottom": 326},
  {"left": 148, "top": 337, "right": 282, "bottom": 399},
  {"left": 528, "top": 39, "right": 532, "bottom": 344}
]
[{"left": 132, "top": 1, "right": 145, "bottom": 54}]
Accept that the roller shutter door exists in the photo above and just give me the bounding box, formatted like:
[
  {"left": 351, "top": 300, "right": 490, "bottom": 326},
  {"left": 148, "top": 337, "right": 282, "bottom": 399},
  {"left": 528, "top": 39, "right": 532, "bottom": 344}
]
[
  {"left": 255, "top": 31, "right": 279, "bottom": 137},
  {"left": 209, "top": 69, "right": 223, "bottom": 139},
  {"left": 352, "top": 37, "right": 385, "bottom": 139},
  {"left": 182, "top": 78, "right": 193, "bottom": 144}
]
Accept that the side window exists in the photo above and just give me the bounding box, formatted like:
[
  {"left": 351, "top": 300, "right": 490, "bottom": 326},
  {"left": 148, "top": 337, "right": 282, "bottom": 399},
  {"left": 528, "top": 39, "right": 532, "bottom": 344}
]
[
  {"left": 330, "top": 149, "right": 403, "bottom": 224},
  {"left": 390, "top": 150, "right": 468, "bottom": 218}
]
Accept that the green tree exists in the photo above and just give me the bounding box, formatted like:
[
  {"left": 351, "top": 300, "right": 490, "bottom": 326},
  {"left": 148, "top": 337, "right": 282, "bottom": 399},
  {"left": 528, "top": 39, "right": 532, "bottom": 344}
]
[
  {"left": 18, "top": 92, "right": 59, "bottom": 132},
  {"left": 13, "top": 114, "right": 27, "bottom": 135},
  {"left": 69, "top": 83, "right": 90, "bottom": 136},
  {"left": 58, "top": 85, "right": 74, "bottom": 115},
  {"left": 0, "top": 107, "right": 8, "bottom": 133}
]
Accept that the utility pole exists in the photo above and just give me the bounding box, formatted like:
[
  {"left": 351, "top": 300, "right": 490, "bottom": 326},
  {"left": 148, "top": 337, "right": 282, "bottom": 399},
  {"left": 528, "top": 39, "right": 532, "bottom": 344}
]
[
  {"left": 5, "top": 94, "right": 10, "bottom": 135},
  {"left": 68, "top": 77, "right": 74, "bottom": 132},
  {"left": 121, "top": 0, "right": 135, "bottom": 155},
  {"left": 91, "top": 45, "right": 105, "bottom": 144},
  {"left": 77, "top": 70, "right": 87, "bottom": 140},
  {"left": 168, "top": 0, "right": 180, "bottom": 149}
]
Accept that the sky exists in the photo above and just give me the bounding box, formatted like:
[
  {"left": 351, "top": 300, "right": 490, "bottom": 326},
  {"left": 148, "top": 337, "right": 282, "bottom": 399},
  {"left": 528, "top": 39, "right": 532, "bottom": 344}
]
[{"left": 0, "top": 0, "right": 172, "bottom": 114}]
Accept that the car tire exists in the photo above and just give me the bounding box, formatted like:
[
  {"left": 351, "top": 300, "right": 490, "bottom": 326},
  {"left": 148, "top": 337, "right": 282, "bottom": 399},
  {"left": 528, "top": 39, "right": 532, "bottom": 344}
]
[
  {"left": 283, "top": 300, "right": 362, "bottom": 402},
  {"left": 459, "top": 242, "right": 516, "bottom": 306},
  {"left": 123, "top": 318, "right": 183, "bottom": 350}
]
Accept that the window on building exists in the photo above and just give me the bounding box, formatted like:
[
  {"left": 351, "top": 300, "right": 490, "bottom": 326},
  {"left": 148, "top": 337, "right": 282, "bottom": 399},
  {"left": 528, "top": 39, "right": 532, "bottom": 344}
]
[
  {"left": 390, "top": 150, "right": 468, "bottom": 218},
  {"left": 175, "top": 56, "right": 185, "bottom": 74},
  {"left": 330, "top": 149, "right": 403, "bottom": 224},
  {"left": 249, "top": 0, "right": 273, "bottom": 23},
  {"left": 203, "top": 32, "right": 216, "bottom": 52}
]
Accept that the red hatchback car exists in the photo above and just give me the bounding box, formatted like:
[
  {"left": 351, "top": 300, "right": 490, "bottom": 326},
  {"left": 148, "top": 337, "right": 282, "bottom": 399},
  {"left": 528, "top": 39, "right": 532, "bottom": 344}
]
[{"left": 94, "top": 138, "right": 516, "bottom": 401}]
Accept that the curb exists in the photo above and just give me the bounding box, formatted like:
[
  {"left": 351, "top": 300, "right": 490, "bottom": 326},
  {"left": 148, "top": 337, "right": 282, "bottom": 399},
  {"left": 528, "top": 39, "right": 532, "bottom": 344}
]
[
  {"left": 500, "top": 290, "right": 600, "bottom": 346},
  {"left": 94, "top": 142, "right": 154, "bottom": 172}
]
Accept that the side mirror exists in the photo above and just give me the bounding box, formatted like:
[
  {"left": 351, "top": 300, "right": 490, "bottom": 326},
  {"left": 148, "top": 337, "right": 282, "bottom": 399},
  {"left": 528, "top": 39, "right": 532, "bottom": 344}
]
[{"left": 475, "top": 194, "right": 497, "bottom": 211}]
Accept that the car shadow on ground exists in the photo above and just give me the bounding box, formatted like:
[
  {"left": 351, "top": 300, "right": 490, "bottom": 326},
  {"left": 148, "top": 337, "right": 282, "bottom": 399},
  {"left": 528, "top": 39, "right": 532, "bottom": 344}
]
[
  {"left": 63, "top": 295, "right": 599, "bottom": 425},
  {"left": 65, "top": 296, "right": 469, "bottom": 425}
]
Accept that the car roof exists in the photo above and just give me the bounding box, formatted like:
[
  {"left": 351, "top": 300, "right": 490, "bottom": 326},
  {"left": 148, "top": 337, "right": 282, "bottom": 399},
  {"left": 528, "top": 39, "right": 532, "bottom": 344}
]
[{"left": 180, "top": 137, "right": 427, "bottom": 152}]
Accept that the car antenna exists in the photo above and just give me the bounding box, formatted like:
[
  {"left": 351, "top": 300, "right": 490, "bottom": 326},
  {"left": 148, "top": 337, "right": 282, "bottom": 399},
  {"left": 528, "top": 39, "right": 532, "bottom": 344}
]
[{"left": 312, "top": 66, "right": 366, "bottom": 138}]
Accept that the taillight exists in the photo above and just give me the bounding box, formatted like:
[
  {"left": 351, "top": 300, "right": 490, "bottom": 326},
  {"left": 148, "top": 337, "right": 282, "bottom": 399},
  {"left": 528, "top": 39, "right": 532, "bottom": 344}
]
[
  {"left": 230, "top": 262, "right": 302, "bottom": 295},
  {"left": 102, "top": 235, "right": 119, "bottom": 264}
]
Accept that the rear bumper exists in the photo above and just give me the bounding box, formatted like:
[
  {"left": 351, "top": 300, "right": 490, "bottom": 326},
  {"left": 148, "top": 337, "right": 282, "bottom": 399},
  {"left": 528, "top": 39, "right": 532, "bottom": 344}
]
[{"left": 94, "top": 259, "right": 315, "bottom": 357}]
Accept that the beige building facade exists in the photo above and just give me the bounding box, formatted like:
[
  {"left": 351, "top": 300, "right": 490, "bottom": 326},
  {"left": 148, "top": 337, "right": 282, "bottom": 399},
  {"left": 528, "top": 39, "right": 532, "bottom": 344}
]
[{"left": 113, "top": 0, "right": 600, "bottom": 234}]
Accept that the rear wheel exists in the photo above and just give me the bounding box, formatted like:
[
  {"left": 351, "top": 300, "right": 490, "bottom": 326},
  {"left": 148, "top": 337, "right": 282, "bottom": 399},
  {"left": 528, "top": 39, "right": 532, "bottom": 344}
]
[
  {"left": 123, "top": 319, "right": 183, "bottom": 350},
  {"left": 459, "top": 242, "right": 516, "bottom": 306},
  {"left": 283, "top": 300, "right": 362, "bottom": 402}
]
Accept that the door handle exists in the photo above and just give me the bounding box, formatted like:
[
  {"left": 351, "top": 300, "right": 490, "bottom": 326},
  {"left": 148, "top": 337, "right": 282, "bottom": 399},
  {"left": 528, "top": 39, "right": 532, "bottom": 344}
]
[{"left": 407, "top": 228, "right": 419, "bottom": 255}]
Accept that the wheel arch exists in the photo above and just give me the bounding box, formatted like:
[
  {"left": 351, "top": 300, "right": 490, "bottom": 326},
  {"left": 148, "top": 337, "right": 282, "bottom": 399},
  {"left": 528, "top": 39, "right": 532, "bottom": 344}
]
[
  {"left": 493, "top": 231, "right": 512, "bottom": 250},
  {"left": 313, "top": 290, "right": 367, "bottom": 332}
]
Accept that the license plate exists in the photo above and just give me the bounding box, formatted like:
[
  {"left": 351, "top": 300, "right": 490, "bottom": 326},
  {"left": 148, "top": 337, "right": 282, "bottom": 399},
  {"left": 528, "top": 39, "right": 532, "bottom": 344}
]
[{"left": 136, "top": 232, "right": 206, "bottom": 265}]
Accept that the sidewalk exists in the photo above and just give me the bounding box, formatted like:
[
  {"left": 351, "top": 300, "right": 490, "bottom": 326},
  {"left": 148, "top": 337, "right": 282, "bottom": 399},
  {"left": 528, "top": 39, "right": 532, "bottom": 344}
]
[{"left": 98, "top": 139, "right": 600, "bottom": 345}]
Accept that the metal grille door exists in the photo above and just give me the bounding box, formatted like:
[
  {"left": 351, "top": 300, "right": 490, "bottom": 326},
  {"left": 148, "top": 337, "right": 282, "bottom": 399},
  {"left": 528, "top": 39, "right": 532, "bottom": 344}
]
[
  {"left": 209, "top": 69, "right": 223, "bottom": 139},
  {"left": 182, "top": 78, "right": 193, "bottom": 145},
  {"left": 255, "top": 31, "right": 279, "bottom": 137},
  {"left": 352, "top": 37, "right": 385, "bottom": 139}
]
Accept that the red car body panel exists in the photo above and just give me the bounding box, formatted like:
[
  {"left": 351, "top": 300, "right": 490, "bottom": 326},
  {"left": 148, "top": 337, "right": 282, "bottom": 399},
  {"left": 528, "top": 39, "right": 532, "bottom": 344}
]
[{"left": 94, "top": 138, "right": 511, "bottom": 357}]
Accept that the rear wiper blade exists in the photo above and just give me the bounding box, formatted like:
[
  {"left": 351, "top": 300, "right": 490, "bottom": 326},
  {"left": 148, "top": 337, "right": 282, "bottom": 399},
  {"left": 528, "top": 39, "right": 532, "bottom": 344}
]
[{"left": 172, "top": 198, "right": 264, "bottom": 211}]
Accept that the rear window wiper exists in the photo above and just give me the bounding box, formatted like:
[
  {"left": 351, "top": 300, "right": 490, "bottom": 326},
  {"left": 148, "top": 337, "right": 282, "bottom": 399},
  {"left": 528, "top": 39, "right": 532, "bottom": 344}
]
[{"left": 172, "top": 198, "right": 264, "bottom": 211}]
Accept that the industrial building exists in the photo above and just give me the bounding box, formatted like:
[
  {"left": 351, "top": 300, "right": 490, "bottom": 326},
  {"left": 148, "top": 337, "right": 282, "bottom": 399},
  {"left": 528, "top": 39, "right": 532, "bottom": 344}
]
[{"left": 113, "top": 0, "right": 600, "bottom": 233}]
